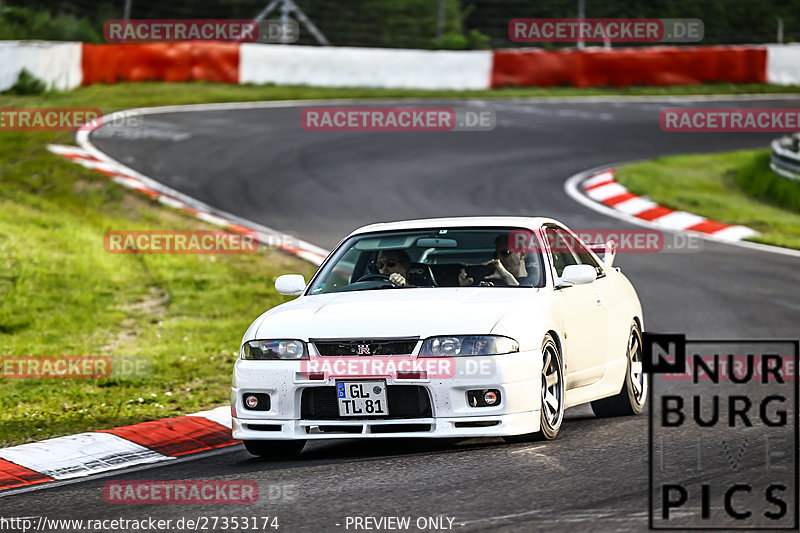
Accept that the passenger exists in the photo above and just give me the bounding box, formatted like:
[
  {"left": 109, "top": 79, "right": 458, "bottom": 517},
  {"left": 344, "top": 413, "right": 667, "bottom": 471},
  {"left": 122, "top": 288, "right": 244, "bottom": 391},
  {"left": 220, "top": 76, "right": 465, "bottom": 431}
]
[
  {"left": 459, "top": 235, "right": 537, "bottom": 287},
  {"left": 376, "top": 249, "right": 412, "bottom": 287}
]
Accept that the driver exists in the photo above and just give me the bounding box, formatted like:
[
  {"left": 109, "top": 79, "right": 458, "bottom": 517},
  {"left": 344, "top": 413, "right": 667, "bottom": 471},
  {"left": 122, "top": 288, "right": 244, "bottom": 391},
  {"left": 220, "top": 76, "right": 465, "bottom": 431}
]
[{"left": 376, "top": 249, "right": 412, "bottom": 287}]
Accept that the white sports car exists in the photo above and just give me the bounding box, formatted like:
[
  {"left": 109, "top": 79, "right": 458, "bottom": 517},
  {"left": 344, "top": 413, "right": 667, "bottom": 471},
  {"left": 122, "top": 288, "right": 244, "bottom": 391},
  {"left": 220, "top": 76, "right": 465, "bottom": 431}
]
[{"left": 231, "top": 217, "right": 646, "bottom": 457}]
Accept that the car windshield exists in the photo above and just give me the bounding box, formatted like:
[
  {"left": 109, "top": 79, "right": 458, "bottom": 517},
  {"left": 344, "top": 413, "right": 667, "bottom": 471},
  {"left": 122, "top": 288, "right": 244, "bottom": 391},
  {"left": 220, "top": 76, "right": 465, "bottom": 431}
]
[{"left": 307, "top": 227, "right": 544, "bottom": 294}]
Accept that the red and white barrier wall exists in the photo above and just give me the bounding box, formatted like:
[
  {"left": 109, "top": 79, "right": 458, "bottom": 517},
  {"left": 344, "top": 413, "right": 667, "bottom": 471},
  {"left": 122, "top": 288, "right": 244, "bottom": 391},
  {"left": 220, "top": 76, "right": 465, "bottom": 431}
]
[{"left": 1, "top": 41, "right": 799, "bottom": 92}]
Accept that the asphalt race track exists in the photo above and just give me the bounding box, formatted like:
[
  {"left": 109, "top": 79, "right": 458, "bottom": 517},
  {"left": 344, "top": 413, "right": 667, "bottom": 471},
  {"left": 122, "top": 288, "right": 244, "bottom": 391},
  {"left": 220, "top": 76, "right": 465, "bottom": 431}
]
[{"left": 4, "top": 97, "right": 799, "bottom": 531}]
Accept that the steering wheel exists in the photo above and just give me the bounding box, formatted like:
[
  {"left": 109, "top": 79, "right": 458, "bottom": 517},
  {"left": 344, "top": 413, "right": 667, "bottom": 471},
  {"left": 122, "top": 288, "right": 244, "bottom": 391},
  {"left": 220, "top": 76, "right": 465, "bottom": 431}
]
[{"left": 356, "top": 273, "right": 396, "bottom": 284}]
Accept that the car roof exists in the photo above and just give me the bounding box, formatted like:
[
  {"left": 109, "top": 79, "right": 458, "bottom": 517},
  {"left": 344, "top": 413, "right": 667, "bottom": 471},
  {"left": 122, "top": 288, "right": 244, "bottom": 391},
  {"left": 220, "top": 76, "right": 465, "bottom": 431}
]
[{"left": 348, "top": 216, "right": 562, "bottom": 237}]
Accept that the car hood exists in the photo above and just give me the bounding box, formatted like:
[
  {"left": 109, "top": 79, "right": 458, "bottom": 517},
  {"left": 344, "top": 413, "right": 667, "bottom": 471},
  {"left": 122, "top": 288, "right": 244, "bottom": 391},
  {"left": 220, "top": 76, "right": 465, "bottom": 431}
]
[{"left": 250, "top": 288, "right": 539, "bottom": 340}]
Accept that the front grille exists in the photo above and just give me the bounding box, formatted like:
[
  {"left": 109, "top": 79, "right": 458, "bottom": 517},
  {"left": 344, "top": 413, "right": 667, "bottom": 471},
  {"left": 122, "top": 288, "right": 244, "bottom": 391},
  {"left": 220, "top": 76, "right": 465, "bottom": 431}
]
[
  {"left": 301, "top": 385, "right": 432, "bottom": 420},
  {"left": 311, "top": 338, "right": 418, "bottom": 356}
]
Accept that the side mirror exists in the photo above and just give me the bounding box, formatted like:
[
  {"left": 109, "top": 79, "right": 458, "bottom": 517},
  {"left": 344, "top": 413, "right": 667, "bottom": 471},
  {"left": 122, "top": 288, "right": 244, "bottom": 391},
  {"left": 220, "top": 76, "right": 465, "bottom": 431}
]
[
  {"left": 557, "top": 264, "right": 597, "bottom": 288},
  {"left": 587, "top": 239, "right": 617, "bottom": 267},
  {"left": 603, "top": 239, "right": 617, "bottom": 267},
  {"left": 275, "top": 274, "right": 306, "bottom": 295}
]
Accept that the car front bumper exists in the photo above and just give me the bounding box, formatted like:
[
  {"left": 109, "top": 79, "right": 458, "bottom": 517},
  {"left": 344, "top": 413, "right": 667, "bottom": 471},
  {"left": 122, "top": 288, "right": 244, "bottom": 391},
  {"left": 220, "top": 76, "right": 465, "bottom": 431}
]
[{"left": 231, "top": 350, "right": 542, "bottom": 440}]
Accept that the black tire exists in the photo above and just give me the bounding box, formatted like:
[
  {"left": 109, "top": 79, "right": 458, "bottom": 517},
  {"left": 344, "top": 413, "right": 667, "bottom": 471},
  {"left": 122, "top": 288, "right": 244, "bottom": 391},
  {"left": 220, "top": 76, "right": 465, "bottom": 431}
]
[
  {"left": 591, "top": 322, "right": 647, "bottom": 418},
  {"left": 504, "top": 334, "right": 565, "bottom": 443},
  {"left": 243, "top": 439, "right": 306, "bottom": 458}
]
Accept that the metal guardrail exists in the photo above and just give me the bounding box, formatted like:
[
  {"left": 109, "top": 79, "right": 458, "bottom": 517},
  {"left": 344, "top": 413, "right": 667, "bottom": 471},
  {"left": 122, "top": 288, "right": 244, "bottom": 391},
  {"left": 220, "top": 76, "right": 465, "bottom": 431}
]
[{"left": 770, "top": 133, "right": 800, "bottom": 181}]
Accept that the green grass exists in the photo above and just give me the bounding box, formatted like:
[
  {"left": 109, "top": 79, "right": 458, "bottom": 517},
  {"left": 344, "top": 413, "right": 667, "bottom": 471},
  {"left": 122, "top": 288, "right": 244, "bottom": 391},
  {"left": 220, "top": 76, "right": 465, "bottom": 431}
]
[
  {"left": 735, "top": 150, "right": 800, "bottom": 213},
  {"left": 0, "top": 93, "right": 324, "bottom": 447},
  {"left": 3, "top": 81, "right": 800, "bottom": 109},
  {"left": 2, "top": 81, "right": 800, "bottom": 447},
  {"left": 615, "top": 149, "right": 800, "bottom": 250}
]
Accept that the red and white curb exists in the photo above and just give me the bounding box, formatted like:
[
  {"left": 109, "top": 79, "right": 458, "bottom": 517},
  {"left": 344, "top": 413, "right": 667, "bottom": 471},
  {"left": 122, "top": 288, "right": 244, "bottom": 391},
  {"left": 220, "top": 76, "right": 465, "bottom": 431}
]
[
  {"left": 577, "top": 168, "right": 758, "bottom": 242},
  {"left": 47, "top": 144, "right": 329, "bottom": 266},
  {"left": 0, "top": 407, "right": 232, "bottom": 492}
]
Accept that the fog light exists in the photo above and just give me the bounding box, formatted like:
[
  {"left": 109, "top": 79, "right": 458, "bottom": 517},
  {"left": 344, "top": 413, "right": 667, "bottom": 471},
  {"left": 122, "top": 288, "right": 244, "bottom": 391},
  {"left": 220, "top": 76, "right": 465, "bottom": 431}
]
[
  {"left": 245, "top": 395, "right": 259, "bottom": 409},
  {"left": 242, "top": 392, "right": 270, "bottom": 411},
  {"left": 467, "top": 389, "right": 501, "bottom": 407}
]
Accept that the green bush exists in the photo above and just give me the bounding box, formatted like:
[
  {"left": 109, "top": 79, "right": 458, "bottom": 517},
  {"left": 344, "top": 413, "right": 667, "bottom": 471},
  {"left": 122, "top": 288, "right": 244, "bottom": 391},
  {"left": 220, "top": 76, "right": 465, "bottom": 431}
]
[
  {"left": 3, "top": 68, "right": 47, "bottom": 95},
  {"left": 736, "top": 150, "right": 800, "bottom": 213},
  {"left": 0, "top": 6, "right": 102, "bottom": 42},
  {"left": 434, "top": 29, "right": 490, "bottom": 50},
  {"left": 287, "top": 0, "right": 491, "bottom": 49}
]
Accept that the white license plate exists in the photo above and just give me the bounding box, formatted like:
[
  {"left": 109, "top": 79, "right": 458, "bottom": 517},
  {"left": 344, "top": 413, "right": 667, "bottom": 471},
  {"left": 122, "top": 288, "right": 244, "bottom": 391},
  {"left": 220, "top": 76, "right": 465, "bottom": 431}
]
[{"left": 336, "top": 381, "right": 388, "bottom": 417}]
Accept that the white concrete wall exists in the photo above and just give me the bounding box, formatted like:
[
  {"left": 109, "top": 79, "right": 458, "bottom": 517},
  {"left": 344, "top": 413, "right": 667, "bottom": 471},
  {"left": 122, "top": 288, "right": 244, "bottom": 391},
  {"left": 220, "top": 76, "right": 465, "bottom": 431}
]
[
  {"left": 0, "top": 41, "right": 83, "bottom": 92},
  {"left": 240, "top": 44, "right": 493, "bottom": 90},
  {"left": 766, "top": 44, "right": 800, "bottom": 86},
  {"left": 767, "top": 44, "right": 800, "bottom": 85}
]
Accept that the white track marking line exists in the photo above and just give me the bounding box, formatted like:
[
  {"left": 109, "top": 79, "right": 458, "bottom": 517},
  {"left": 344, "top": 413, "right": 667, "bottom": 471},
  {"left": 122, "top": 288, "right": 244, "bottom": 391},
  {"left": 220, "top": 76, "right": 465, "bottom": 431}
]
[
  {"left": 46, "top": 145, "right": 94, "bottom": 158},
  {"left": 196, "top": 211, "right": 234, "bottom": 227},
  {"left": 509, "top": 445, "right": 547, "bottom": 455},
  {"left": 157, "top": 196, "right": 188, "bottom": 210},
  {"left": 111, "top": 176, "right": 145, "bottom": 188}
]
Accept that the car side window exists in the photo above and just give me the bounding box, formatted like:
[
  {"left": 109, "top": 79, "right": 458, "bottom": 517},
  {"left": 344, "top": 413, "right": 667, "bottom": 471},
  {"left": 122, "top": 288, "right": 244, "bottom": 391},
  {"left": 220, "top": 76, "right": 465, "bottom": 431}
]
[
  {"left": 559, "top": 229, "right": 604, "bottom": 277},
  {"left": 544, "top": 227, "right": 580, "bottom": 277}
]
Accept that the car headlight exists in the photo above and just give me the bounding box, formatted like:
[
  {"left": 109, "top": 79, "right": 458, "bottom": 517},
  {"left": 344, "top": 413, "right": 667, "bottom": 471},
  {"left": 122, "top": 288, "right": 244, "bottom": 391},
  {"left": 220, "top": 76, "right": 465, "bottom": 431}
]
[
  {"left": 418, "top": 335, "right": 519, "bottom": 357},
  {"left": 240, "top": 339, "right": 308, "bottom": 360}
]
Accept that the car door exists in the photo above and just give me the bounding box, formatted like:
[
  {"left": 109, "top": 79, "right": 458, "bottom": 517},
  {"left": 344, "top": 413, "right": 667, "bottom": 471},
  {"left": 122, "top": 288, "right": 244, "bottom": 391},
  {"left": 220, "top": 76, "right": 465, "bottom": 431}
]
[{"left": 543, "top": 225, "right": 610, "bottom": 389}]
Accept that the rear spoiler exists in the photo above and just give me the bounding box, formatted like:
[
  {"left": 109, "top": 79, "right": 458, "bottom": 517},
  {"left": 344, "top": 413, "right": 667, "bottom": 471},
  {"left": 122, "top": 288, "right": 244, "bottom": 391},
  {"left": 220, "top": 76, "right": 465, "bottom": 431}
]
[{"left": 588, "top": 240, "right": 617, "bottom": 267}]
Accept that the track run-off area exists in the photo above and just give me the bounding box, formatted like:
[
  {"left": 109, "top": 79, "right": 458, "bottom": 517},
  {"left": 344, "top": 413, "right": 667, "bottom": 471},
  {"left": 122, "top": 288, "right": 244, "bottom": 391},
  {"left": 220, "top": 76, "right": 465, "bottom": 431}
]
[{"left": 4, "top": 95, "right": 799, "bottom": 532}]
